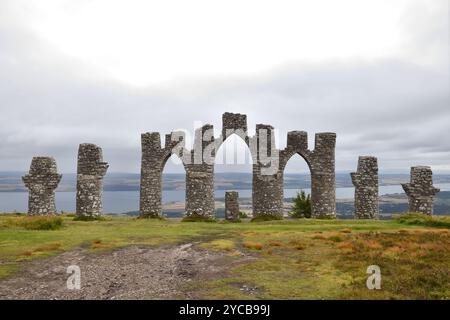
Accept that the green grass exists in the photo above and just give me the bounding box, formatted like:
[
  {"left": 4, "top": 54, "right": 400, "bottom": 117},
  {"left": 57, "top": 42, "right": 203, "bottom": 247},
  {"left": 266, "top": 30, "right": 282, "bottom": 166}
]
[
  {"left": 0, "top": 214, "right": 449, "bottom": 299},
  {"left": 1, "top": 215, "right": 64, "bottom": 230},
  {"left": 250, "top": 214, "right": 283, "bottom": 222},
  {"left": 394, "top": 213, "right": 450, "bottom": 229}
]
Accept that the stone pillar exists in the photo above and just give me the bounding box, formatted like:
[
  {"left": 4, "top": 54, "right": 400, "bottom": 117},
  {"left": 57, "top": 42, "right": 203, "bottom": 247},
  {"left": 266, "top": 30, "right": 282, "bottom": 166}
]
[
  {"left": 252, "top": 124, "right": 283, "bottom": 218},
  {"left": 402, "top": 166, "right": 440, "bottom": 215},
  {"left": 253, "top": 168, "right": 283, "bottom": 217},
  {"left": 185, "top": 164, "right": 215, "bottom": 217},
  {"left": 351, "top": 156, "right": 379, "bottom": 219},
  {"left": 185, "top": 124, "right": 216, "bottom": 218},
  {"left": 140, "top": 133, "right": 164, "bottom": 217},
  {"left": 76, "top": 143, "right": 109, "bottom": 217},
  {"left": 22, "top": 157, "right": 62, "bottom": 215},
  {"left": 225, "top": 191, "right": 240, "bottom": 221},
  {"left": 310, "top": 133, "right": 336, "bottom": 219}
]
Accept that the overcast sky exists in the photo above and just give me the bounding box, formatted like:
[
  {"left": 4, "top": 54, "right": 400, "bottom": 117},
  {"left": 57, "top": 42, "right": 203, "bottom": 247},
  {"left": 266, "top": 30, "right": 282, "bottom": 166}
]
[{"left": 0, "top": 0, "right": 449, "bottom": 174}]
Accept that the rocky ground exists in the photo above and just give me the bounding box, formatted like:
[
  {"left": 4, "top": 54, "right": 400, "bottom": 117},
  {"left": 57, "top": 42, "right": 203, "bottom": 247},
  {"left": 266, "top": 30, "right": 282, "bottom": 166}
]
[{"left": 0, "top": 244, "right": 244, "bottom": 300}]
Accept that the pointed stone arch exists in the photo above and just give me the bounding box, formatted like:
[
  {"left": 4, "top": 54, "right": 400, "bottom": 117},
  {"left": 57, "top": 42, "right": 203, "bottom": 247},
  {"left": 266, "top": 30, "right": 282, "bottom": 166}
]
[
  {"left": 280, "top": 131, "right": 336, "bottom": 218},
  {"left": 139, "top": 131, "right": 188, "bottom": 218}
]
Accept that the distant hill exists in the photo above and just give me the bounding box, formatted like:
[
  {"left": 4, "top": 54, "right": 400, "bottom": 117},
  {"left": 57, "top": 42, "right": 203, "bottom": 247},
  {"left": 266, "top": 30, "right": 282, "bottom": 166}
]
[{"left": 2, "top": 171, "right": 450, "bottom": 192}]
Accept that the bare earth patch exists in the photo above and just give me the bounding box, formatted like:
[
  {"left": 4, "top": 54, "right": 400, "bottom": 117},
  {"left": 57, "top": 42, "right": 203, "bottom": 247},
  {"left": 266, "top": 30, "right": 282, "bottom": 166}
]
[{"left": 0, "top": 244, "right": 239, "bottom": 300}]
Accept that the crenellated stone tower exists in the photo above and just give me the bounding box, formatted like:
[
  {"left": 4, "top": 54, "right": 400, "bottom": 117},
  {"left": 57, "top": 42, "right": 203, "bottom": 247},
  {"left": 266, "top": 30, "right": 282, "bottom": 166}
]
[
  {"left": 402, "top": 166, "right": 440, "bottom": 215},
  {"left": 76, "top": 143, "right": 109, "bottom": 217},
  {"left": 351, "top": 156, "right": 379, "bottom": 219},
  {"left": 22, "top": 157, "right": 62, "bottom": 215}
]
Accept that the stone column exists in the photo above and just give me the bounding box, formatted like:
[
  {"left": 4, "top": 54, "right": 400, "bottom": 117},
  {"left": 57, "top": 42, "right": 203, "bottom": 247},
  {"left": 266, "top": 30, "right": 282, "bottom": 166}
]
[
  {"left": 225, "top": 191, "right": 240, "bottom": 221},
  {"left": 351, "top": 156, "right": 379, "bottom": 219},
  {"left": 185, "top": 164, "right": 215, "bottom": 217},
  {"left": 310, "top": 133, "right": 336, "bottom": 219},
  {"left": 252, "top": 124, "right": 284, "bottom": 218},
  {"left": 402, "top": 166, "right": 440, "bottom": 215},
  {"left": 76, "top": 143, "right": 109, "bottom": 217},
  {"left": 185, "top": 125, "right": 216, "bottom": 218},
  {"left": 140, "top": 133, "right": 164, "bottom": 217},
  {"left": 252, "top": 168, "right": 284, "bottom": 217},
  {"left": 22, "top": 157, "right": 62, "bottom": 215}
]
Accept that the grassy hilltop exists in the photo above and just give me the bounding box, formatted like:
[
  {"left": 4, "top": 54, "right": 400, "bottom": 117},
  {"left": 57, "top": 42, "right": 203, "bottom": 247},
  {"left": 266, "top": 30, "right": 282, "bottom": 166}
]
[{"left": 0, "top": 214, "right": 449, "bottom": 299}]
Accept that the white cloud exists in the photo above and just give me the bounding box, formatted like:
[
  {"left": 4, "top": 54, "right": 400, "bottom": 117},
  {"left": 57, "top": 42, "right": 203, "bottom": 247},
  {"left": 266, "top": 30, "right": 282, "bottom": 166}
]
[
  {"left": 10, "top": 0, "right": 440, "bottom": 86},
  {"left": 0, "top": 0, "right": 448, "bottom": 174}
]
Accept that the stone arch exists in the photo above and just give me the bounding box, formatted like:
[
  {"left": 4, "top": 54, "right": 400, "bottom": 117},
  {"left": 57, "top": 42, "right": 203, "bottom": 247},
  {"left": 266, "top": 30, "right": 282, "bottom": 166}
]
[
  {"left": 213, "top": 132, "right": 253, "bottom": 167},
  {"left": 161, "top": 153, "right": 187, "bottom": 217},
  {"left": 213, "top": 132, "right": 254, "bottom": 217},
  {"left": 280, "top": 152, "right": 312, "bottom": 214},
  {"left": 211, "top": 112, "right": 256, "bottom": 165},
  {"left": 139, "top": 131, "right": 189, "bottom": 218},
  {"left": 280, "top": 150, "right": 313, "bottom": 173},
  {"left": 280, "top": 131, "right": 336, "bottom": 218}
]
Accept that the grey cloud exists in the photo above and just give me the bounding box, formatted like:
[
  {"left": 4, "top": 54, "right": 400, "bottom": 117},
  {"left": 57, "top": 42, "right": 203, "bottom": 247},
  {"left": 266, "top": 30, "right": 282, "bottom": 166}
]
[{"left": 0, "top": 1, "right": 449, "bottom": 174}]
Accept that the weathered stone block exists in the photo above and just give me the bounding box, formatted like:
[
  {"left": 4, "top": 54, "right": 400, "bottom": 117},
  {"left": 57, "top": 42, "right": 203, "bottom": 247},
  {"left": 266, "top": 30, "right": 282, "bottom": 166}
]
[
  {"left": 287, "top": 131, "right": 308, "bottom": 151},
  {"left": 225, "top": 191, "right": 240, "bottom": 221},
  {"left": 222, "top": 112, "right": 248, "bottom": 139}
]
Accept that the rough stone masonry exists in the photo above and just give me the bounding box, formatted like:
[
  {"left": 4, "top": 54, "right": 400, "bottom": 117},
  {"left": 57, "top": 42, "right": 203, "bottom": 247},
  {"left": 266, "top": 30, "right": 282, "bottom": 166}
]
[
  {"left": 402, "top": 166, "right": 440, "bottom": 215},
  {"left": 22, "top": 157, "right": 62, "bottom": 215},
  {"left": 351, "top": 156, "right": 379, "bottom": 219},
  {"left": 76, "top": 143, "right": 109, "bottom": 217},
  {"left": 139, "top": 112, "right": 337, "bottom": 219},
  {"left": 279, "top": 131, "right": 337, "bottom": 218},
  {"left": 225, "top": 191, "right": 240, "bottom": 221}
]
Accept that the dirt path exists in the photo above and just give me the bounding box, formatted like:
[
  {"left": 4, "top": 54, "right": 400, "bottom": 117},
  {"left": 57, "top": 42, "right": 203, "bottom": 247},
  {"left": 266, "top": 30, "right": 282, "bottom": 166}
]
[{"left": 0, "top": 244, "right": 240, "bottom": 300}]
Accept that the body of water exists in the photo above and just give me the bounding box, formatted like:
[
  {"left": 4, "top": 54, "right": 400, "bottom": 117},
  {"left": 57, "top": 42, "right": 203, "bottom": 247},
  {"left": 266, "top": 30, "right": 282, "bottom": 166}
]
[{"left": 1, "top": 184, "right": 449, "bottom": 213}]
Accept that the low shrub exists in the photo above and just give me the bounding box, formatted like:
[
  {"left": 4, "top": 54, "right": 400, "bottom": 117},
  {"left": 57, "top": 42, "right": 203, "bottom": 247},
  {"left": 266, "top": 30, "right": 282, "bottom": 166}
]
[
  {"left": 289, "top": 190, "right": 312, "bottom": 218},
  {"left": 238, "top": 211, "right": 249, "bottom": 219}
]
